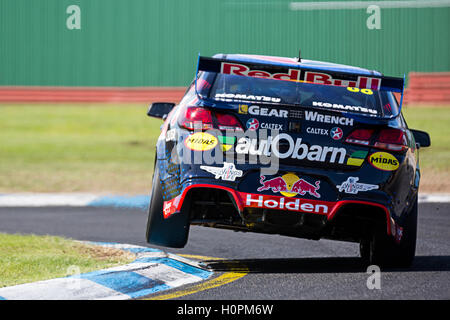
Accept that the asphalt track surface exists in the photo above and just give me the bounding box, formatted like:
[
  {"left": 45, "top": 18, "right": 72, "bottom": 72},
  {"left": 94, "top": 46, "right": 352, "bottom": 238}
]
[{"left": 0, "top": 203, "right": 449, "bottom": 300}]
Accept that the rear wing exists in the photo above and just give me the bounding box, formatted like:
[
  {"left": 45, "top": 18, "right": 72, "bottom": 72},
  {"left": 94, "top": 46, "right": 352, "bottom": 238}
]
[{"left": 195, "top": 55, "right": 405, "bottom": 121}]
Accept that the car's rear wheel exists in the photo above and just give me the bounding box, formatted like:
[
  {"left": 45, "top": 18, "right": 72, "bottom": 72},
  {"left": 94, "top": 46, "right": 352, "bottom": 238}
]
[
  {"left": 145, "top": 160, "right": 190, "bottom": 248},
  {"left": 360, "top": 197, "right": 417, "bottom": 268},
  {"left": 145, "top": 163, "right": 164, "bottom": 242}
]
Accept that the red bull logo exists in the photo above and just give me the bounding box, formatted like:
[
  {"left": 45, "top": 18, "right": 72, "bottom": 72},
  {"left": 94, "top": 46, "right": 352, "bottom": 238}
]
[
  {"left": 221, "top": 62, "right": 301, "bottom": 81},
  {"left": 257, "top": 173, "right": 321, "bottom": 198},
  {"left": 304, "top": 71, "right": 381, "bottom": 90}
]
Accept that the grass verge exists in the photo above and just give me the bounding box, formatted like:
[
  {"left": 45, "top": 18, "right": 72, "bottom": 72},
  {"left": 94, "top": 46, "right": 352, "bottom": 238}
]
[
  {"left": 0, "top": 233, "right": 135, "bottom": 288},
  {"left": 402, "top": 105, "right": 450, "bottom": 192},
  {"left": 0, "top": 103, "right": 161, "bottom": 194}
]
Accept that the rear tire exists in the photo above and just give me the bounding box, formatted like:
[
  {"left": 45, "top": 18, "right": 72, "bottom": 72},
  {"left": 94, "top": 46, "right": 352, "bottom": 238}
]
[
  {"left": 145, "top": 160, "right": 190, "bottom": 248},
  {"left": 360, "top": 197, "right": 417, "bottom": 268},
  {"left": 145, "top": 163, "right": 164, "bottom": 242}
]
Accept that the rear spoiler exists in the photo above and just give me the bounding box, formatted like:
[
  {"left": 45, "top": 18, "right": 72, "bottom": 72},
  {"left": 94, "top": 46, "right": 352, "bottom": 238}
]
[{"left": 195, "top": 55, "right": 405, "bottom": 121}]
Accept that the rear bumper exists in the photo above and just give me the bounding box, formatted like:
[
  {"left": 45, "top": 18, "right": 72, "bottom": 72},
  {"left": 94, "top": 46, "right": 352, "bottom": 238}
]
[{"left": 162, "top": 182, "right": 397, "bottom": 240}]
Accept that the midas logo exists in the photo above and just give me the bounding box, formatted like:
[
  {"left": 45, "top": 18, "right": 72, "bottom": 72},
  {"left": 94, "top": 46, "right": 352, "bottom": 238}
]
[
  {"left": 184, "top": 132, "right": 218, "bottom": 151},
  {"left": 221, "top": 62, "right": 301, "bottom": 81},
  {"left": 304, "top": 71, "right": 381, "bottom": 90},
  {"left": 369, "top": 152, "right": 399, "bottom": 171}
]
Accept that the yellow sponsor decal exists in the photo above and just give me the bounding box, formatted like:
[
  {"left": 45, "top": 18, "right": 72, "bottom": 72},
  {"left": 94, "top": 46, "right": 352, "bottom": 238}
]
[
  {"left": 347, "top": 158, "right": 365, "bottom": 167},
  {"left": 346, "top": 87, "right": 373, "bottom": 95},
  {"left": 238, "top": 104, "right": 248, "bottom": 114},
  {"left": 369, "top": 152, "right": 399, "bottom": 171},
  {"left": 221, "top": 144, "right": 233, "bottom": 152},
  {"left": 184, "top": 132, "right": 218, "bottom": 151}
]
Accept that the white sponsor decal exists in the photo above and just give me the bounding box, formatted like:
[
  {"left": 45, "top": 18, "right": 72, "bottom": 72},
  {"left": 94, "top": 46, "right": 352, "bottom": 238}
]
[
  {"left": 306, "top": 127, "right": 329, "bottom": 136},
  {"left": 312, "top": 101, "right": 378, "bottom": 115},
  {"left": 260, "top": 123, "right": 283, "bottom": 130},
  {"left": 304, "top": 110, "right": 354, "bottom": 126},
  {"left": 200, "top": 162, "right": 243, "bottom": 181},
  {"left": 235, "top": 133, "right": 347, "bottom": 164},
  {"left": 246, "top": 117, "right": 283, "bottom": 130},
  {"left": 248, "top": 105, "right": 288, "bottom": 118},
  {"left": 337, "top": 177, "right": 379, "bottom": 194},
  {"left": 215, "top": 93, "right": 281, "bottom": 104},
  {"left": 245, "top": 194, "right": 329, "bottom": 214}
]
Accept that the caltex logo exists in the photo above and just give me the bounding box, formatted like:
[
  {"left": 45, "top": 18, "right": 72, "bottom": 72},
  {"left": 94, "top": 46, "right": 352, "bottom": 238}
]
[
  {"left": 246, "top": 118, "right": 260, "bottom": 131},
  {"left": 330, "top": 127, "right": 343, "bottom": 140}
]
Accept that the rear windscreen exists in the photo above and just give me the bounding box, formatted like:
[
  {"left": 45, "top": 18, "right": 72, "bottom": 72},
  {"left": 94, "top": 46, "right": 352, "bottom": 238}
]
[{"left": 207, "top": 73, "right": 399, "bottom": 117}]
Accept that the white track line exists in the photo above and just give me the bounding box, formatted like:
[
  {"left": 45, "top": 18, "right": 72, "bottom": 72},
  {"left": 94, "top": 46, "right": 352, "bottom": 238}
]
[{"left": 0, "top": 193, "right": 99, "bottom": 207}]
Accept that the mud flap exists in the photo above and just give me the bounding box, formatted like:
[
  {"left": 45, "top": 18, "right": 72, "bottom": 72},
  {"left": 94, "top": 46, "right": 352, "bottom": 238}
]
[{"left": 145, "top": 164, "right": 190, "bottom": 248}]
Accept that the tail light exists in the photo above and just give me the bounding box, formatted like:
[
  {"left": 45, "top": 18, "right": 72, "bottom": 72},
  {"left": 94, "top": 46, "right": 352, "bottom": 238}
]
[
  {"left": 345, "top": 128, "right": 408, "bottom": 152},
  {"left": 215, "top": 112, "right": 243, "bottom": 131},
  {"left": 180, "top": 107, "right": 214, "bottom": 130},
  {"left": 179, "top": 106, "right": 243, "bottom": 131},
  {"left": 374, "top": 129, "right": 408, "bottom": 152},
  {"left": 345, "top": 129, "right": 374, "bottom": 146}
]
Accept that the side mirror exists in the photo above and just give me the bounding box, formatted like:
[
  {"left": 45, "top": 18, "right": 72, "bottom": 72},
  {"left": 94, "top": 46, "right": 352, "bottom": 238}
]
[
  {"left": 411, "top": 129, "right": 431, "bottom": 148},
  {"left": 147, "top": 102, "right": 176, "bottom": 119}
]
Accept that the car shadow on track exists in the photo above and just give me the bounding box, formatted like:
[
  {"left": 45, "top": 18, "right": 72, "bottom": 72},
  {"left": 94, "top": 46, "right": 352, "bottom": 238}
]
[{"left": 199, "top": 255, "right": 450, "bottom": 274}]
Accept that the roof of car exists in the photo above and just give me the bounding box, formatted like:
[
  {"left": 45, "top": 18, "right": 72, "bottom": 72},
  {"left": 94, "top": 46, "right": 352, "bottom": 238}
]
[{"left": 213, "top": 53, "right": 382, "bottom": 77}]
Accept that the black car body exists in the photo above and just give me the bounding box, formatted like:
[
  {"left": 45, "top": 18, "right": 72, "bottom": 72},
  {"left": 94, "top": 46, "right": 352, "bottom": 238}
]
[{"left": 145, "top": 54, "right": 431, "bottom": 267}]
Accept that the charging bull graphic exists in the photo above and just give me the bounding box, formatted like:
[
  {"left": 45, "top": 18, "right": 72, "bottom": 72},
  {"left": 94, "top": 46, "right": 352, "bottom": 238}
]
[
  {"left": 291, "top": 179, "right": 321, "bottom": 198},
  {"left": 257, "top": 173, "right": 321, "bottom": 198},
  {"left": 257, "top": 176, "right": 287, "bottom": 193}
]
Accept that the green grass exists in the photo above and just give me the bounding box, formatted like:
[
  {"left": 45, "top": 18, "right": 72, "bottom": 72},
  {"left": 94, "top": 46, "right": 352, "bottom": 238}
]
[
  {"left": 0, "top": 103, "right": 448, "bottom": 193},
  {"left": 0, "top": 233, "right": 135, "bottom": 288},
  {"left": 402, "top": 105, "right": 450, "bottom": 171},
  {"left": 397, "top": 105, "right": 450, "bottom": 192},
  {"left": 0, "top": 103, "right": 162, "bottom": 193}
]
